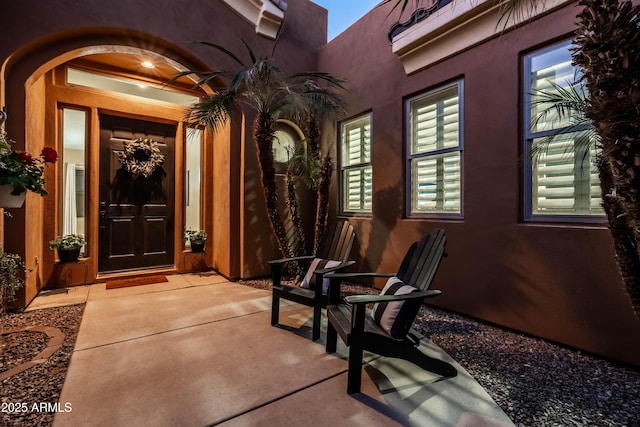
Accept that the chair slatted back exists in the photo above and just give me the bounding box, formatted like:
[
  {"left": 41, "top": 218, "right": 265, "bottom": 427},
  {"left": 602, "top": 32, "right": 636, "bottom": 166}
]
[
  {"left": 396, "top": 229, "right": 446, "bottom": 292},
  {"left": 316, "top": 221, "right": 355, "bottom": 263}
]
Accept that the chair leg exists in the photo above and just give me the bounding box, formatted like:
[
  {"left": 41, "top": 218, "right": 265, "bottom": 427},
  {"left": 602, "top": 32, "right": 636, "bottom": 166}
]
[
  {"left": 312, "top": 304, "right": 321, "bottom": 341},
  {"left": 271, "top": 293, "right": 280, "bottom": 326},
  {"left": 326, "top": 319, "right": 337, "bottom": 353},
  {"left": 347, "top": 303, "right": 366, "bottom": 394},
  {"left": 347, "top": 340, "right": 364, "bottom": 394},
  {"left": 270, "top": 263, "right": 283, "bottom": 327}
]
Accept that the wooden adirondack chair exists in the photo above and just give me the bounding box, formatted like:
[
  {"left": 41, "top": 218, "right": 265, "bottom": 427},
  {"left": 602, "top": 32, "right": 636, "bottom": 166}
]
[
  {"left": 325, "top": 228, "right": 455, "bottom": 394},
  {"left": 268, "top": 220, "right": 355, "bottom": 341}
]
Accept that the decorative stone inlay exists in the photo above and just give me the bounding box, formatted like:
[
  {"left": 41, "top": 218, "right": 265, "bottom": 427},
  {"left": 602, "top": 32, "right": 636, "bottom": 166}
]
[{"left": 0, "top": 325, "right": 65, "bottom": 381}]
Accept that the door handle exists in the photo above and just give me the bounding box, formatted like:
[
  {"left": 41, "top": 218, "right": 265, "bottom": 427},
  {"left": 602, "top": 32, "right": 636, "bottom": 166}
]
[{"left": 99, "top": 202, "right": 107, "bottom": 231}]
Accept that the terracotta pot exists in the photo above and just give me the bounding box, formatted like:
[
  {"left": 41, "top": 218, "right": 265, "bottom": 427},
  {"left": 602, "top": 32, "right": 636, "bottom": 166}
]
[
  {"left": 0, "top": 184, "right": 26, "bottom": 208},
  {"left": 57, "top": 248, "right": 81, "bottom": 263}
]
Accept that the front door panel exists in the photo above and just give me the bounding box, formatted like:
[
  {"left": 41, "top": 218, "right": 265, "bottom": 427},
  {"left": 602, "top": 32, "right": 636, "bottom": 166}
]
[{"left": 99, "top": 114, "right": 176, "bottom": 273}]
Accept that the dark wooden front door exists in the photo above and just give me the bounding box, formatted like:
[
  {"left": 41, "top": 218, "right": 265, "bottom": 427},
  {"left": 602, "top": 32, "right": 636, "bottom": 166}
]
[{"left": 99, "top": 114, "right": 176, "bottom": 273}]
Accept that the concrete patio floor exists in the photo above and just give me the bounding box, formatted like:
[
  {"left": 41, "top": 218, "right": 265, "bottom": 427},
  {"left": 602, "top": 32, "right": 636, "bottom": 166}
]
[{"left": 28, "top": 273, "right": 514, "bottom": 426}]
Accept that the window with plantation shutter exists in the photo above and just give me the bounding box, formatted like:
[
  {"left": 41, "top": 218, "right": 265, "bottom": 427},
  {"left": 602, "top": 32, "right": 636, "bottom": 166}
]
[
  {"left": 524, "top": 41, "right": 603, "bottom": 219},
  {"left": 340, "top": 114, "right": 372, "bottom": 213},
  {"left": 407, "top": 82, "right": 462, "bottom": 216}
]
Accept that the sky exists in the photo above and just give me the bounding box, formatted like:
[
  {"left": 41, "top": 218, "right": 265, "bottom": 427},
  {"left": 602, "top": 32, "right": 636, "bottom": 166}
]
[{"left": 310, "top": 0, "right": 381, "bottom": 40}]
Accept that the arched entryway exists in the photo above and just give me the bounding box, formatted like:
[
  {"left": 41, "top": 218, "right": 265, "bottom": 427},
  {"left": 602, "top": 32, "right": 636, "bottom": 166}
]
[{"left": 1, "top": 33, "right": 242, "bottom": 303}]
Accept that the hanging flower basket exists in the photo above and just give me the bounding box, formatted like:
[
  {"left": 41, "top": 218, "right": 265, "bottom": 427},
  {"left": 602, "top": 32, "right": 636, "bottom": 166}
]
[
  {"left": 0, "top": 184, "right": 26, "bottom": 208},
  {"left": 0, "top": 128, "right": 58, "bottom": 201},
  {"left": 117, "top": 138, "right": 165, "bottom": 178}
]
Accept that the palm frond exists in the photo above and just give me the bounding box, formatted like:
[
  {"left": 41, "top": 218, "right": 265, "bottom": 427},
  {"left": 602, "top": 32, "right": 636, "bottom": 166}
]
[
  {"left": 300, "top": 81, "right": 346, "bottom": 119},
  {"left": 497, "top": 0, "right": 548, "bottom": 29},
  {"left": 164, "top": 70, "right": 200, "bottom": 86},
  {"left": 529, "top": 127, "right": 600, "bottom": 160},
  {"left": 289, "top": 71, "right": 348, "bottom": 90},
  {"left": 529, "top": 80, "right": 600, "bottom": 160},
  {"left": 194, "top": 71, "right": 234, "bottom": 90},
  {"left": 185, "top": 91, "right": 237, "bottom": 132},
  {"left": 286, "top": 137, "right": 321, "bottom": 189},
  {"left": 239, "top": 38, "right": 257, "bottom": 64},
  {"left": 228, "top": 70, "right": 249, "bottom": 93},
  {"left": 189, "top": 40, "right": 247, "bottom": 68},
  {"left": 530, "top": 81, "right": 589, "bottom": 131}
]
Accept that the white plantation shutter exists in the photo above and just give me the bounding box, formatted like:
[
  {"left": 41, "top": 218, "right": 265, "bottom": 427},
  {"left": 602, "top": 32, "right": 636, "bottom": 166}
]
[
  {"left": 530, "top": 60, "right": 575, "bottom": 132},
  {"left": 341, "top": 115, "right": 372, "bottom": 213},
  {"left": 412, "top": 153, "right": 460, "bottom": 212},
  {"left": 526, "top": 41, "right": 603, "bottom": 217},
  {"left": 344, "top": 123, "right": 370, "bottom": 165},
  {"left": 412, "top": 86, "right": 459, "bottom": 154},
  {"left": 533, "top": 136, "right": 576, "bottom": 213},
  {"left": 408, "top": 82, "right": 462, "bottom": 215},
  {"left": 344, "top": 166, "right": 372, "bottom": 211},
  {"left": 588, "top": 144, "right": 601, "bottom": 212}
]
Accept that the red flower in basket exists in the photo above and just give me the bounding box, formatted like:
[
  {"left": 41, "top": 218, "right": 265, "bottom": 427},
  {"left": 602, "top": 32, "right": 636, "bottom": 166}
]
[
  {"left": 41, "top": 147, "right": 58, "bottom": 163},
  {"left": 17, "top": 151, "right": 34, "bottom": 165},
  {"left": 0, "top": 130, "right": 58, "bottom": 196}
]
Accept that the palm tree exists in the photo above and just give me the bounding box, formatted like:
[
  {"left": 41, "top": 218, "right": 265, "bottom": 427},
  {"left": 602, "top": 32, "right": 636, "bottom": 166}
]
[
  {"left": 572, "top": 0, "right": 640, "bottom": 318},
  {"left": 288, "top": 83, "right": 345, "bottom": 254},
  {"left": 285, "top": 119, "right": 337, "bottom": 256},
  {"left": 385, "top": 0, "right": 640, "bottom": 318},
  {"left": 180, "top": 41, "right": 345, "bottom": 259}
]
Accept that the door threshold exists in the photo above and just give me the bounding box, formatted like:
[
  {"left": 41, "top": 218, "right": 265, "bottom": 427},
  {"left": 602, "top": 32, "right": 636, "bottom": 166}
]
[{"left": 97, "top": 267, "right": 177, "bottom": 282}]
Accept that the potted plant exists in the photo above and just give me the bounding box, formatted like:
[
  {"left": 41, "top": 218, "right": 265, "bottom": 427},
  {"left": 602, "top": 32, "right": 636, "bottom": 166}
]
[
  {"left": 0, "top": 247, "right": 26, "bottom": 315},
  {"left": 49, "top": 234, "right": 86, "bottom": 263},
  {"left": 184, "top": 229, "right": 207, "bottom": 253},
  {"left": 0, "top": 123, "right": 58, "bottom": 207}
]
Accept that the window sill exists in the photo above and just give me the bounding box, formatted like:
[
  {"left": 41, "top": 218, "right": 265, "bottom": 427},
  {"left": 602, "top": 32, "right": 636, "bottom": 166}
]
[
  {"left": 522, "top": 216, "right": 608, "bottom": 229},
  {"left": 339, "top": 212, "right": 373, "bottom": 219}
]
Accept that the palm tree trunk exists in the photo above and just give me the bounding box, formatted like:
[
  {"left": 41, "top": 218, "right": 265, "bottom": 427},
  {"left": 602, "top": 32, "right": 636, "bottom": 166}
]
[
  {"left": 305, "top": 117, "right": 332, "bottom": 254},
  {"left": 314, "top": 154, "right": 333, "bottom": 254},
  {"left": 285, "top": 171, "right": 307, "bottom": 258},
  {"left": 254, "top": 112, "right": 294, "bottom": 258},
  {"left": 574, "top": 0, "right": 640, "bottom": 318},
  {"left": 597, "top": 154, "right": 640, "bottom": 317}
]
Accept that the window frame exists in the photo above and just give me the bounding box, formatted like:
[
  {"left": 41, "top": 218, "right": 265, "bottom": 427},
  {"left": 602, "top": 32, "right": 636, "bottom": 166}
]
[
  {"left": 405, "top": 80, "right": 464, "bottom": 219},
  {"left": 184, "top": 127, "right": 204, "bottom": 248},
  {"left": 59, "top": 105, "right": 90, "bottom": 256},
  {"left": 523, "top": 40, "right": 605, "bottom": 223},
  {"left": 339, "top": 112, "right": 373, "bottom": 216}
]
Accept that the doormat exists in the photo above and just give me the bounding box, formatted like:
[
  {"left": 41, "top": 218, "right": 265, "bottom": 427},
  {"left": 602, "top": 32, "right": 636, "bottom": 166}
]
[{"left": 105, "top": 275, "right": 168, "bottom": 290}]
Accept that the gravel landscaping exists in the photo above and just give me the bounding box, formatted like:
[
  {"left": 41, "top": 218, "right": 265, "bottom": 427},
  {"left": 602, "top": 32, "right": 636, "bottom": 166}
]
[
  {"left": 1, "top": 305, "right": 84, "bottom": 427},
  {"left": 1, "top": 280, "right": 639, "bottom": 426}
]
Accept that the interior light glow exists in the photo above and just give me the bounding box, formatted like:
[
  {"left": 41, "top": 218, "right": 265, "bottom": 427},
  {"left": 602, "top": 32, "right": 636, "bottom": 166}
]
[{"left": 141, "top": 61, "right": 155, "bottom": 69}]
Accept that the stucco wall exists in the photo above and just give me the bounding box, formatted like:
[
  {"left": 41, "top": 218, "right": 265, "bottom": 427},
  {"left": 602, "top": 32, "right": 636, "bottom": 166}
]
[
  {"left": 0, "top": 0, "right": 326, "bottom": 297},
  {"left": 318, "top": 2, "right": 640, "bottom": 366}
]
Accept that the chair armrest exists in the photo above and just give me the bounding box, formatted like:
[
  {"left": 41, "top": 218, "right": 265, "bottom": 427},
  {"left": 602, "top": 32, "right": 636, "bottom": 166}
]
[
  {"left": 328, "top": 272, "right": 396, "bottom": 280},
  {"left": 344, "top": 289, "right": 441, "bottom": 305},
  {"left": 267, "top": 255, "right": 315, "bottom": 265},
  {"left": 311, "top": 261, "right": 356, "bottom": 299},
  {"left": 326, "top": 271, "right": 395, "bottom": 305},
  {"left": 314, "top": 260, "right": 355, "bottom": 275}
]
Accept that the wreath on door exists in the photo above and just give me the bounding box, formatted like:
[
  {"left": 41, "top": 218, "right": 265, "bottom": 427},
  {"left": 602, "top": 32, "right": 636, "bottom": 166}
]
[{"left": 117, "top": 138, "right": 165, "bottom": 178}]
